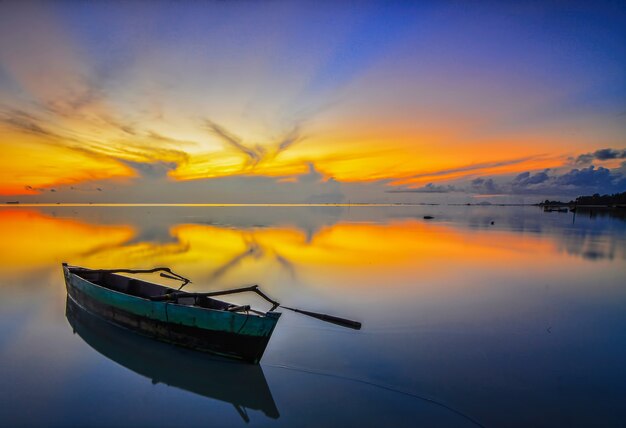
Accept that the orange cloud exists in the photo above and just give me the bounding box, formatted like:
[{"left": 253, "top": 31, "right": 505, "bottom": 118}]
[{"left": 0, "top": 131, "right": 135, "bottom": 195}]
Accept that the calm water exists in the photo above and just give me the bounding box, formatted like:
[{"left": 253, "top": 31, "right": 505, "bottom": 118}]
[{"left": 0, "top": 205, "right": 624, "bottom": 427}]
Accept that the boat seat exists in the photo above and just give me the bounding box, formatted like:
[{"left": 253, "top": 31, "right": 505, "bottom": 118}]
[
  {"left": 126, "top": 279, "right": 145, "bottom": 298},
  {"left": 195, "top": 296, "right": 231, "bottom": 310}
]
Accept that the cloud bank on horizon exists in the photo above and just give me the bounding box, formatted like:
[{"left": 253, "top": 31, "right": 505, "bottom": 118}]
[{"left": 0, "top": 1, "right": 624, "bottom": 203}]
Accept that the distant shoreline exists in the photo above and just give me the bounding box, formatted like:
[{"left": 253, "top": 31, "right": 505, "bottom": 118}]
[
  {"left": 0, "top": 202, "right": 519, "bottom": 207},
  {"left": 0, "top": 202, "right": 608, "bottom": 208},
  {"left": 2, "top": 201, "right": 624, "bottom": 208}
]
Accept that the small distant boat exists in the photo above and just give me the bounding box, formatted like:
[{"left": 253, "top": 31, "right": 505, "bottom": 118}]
[
  {"left": 543, "top": 207, "right": 569, "bottom": 213},
  {"left": 63, "top": 264, "right": 360, "bottom": 364},
  {"left": 5, "top": 201, "right": 19, "bottom": 204}
]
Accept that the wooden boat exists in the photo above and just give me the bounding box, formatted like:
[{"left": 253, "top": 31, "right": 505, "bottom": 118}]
[
  {"left": 65, "top": 296, "right": 279, "bottom": 421},
  {"left": 63, "top": 264, "right": 282, "bottom": 364}
]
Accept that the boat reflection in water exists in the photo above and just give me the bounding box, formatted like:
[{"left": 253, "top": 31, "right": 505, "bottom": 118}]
[{"left": 65, "top": 297, "right": 280, "bottom": 423}]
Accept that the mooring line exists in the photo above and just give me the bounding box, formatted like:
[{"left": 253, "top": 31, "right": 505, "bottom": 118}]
[{"left": 265, "top": 363, "right": 486, "bottom": 428}]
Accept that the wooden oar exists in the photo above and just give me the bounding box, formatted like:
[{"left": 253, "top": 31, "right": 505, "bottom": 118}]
[
  {"left": 151, "top": 285, "right": 362, "bottom": 330},
  {"left": 280, "top": 306, "right": 362, "bottom": 330}
]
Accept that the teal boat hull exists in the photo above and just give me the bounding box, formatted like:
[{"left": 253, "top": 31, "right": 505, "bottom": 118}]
[{"left": 63, "top": 265, "right": 281, "bottom": 364}]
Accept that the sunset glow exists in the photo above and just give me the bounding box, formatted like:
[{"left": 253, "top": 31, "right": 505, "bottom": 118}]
[{"left": 0, "top": 2, "right": 624, "bottom": 202}]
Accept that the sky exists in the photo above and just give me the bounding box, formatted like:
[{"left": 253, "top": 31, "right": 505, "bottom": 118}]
[{"left": 0, "top": 0, "right": 625, "bottom": 203}]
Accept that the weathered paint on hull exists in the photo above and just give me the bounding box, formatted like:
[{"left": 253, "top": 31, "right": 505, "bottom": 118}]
[{"left": 63, "top": 267, "right": 280, "bottom": 363}]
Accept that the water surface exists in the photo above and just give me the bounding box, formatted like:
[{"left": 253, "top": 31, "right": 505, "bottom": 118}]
[{"left": 0, "top": 205, "right": 624, "bottom": 427}]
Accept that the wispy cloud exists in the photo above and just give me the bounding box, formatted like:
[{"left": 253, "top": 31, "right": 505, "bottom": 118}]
[
  {"left": 388, "top": 155, "right": 551, "bottom": 188},
  {"left": 205, "top": 119, "right": 304, "bottom": 169},
  {"left": 120, "top": 160, "right": 178, "bottom": 179},
  {"left": 0, "top": 109, "right": 59, "bottom": 139},
  {"left": 276, "top": 125, "right": 301, "bottom": 154},
  {"left": 574, "top": 148, "right": 626, "bottom": 165},
  {"left": 205, "top": 120, "right": 261, "bottom": 166},
  {"left": 387, "top": 183, "right": 457, "bottom": 193},
  {"left": 0, "top": 103, "right": 190, "bottom": 177},
  {"left": 404, "top": 156, "right": 542, "bottom": 182}
]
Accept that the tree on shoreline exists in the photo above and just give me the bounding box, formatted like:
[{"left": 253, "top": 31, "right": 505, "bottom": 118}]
[{"left": 539, "top": 191, "right": 626, "bottom": 206}]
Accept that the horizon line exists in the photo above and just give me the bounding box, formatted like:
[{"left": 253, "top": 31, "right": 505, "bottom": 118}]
[{"left": 0, "top": 202, "right": 537, "bottom": 207}]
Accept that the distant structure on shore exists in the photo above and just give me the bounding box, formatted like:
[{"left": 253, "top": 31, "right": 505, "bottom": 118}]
[{"left": 539, "top": 191, "right": 626, "bottom": 208}]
